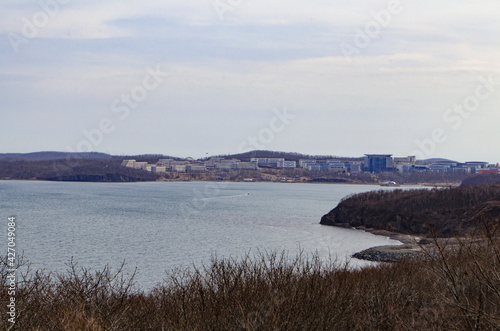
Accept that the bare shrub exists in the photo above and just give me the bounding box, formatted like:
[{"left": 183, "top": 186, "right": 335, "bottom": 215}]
[{"left": 1, "top": 236, "right": 500, "bottom": 330}]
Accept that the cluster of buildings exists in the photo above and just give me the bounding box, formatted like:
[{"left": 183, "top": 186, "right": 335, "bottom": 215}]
[
  {"left": 360, "top": 155, "right": 499, "bottom": 174},
  {"left": 122, "top": 154, "right": 500, "bottom": 175},
  {"left": 121, "top": 158, "right": 258, "bottom": 174},
  {"left": 412, "top": 161, "right": 500, "bottom": 175},
  {"left": 296, "top": 159, "right": 364, "bottom": 173},
  {"left": 249, "top": 158, "right": 297, "bottom": 169}
]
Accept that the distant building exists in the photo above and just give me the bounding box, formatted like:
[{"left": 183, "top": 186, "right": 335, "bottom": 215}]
[
  {"left": 393, "top": 156, "right": 416, "bottom": 165},
  {"left": 122, "top": 159, "right": 155, "bottom": 172},
  {"left": 307, "top": 164, "right": 322, "bottom": 171},
  {"left": 157, "top": 159, "right": 173, "bottom": 167},
  {"left": 121, "top": 160, "right": 136, "bottom": 168},
  {"left": 172, "top": 165, "right": 187, "bottom": 172},
  {"left": 395, "top": 164, "right": 412, "bottom": 173},
  {"left": 363, "top": 154, "right": 394, "bottom": 173},
  {"left": 348, "top": 162, "right": 363, "bottom": 174},
  {"left": 465, "top": 161, "right": 489, "bottom": 168},
  {"left": 267, "top": 158, "right": 285, "bottom": 166},
  {"left": 412, "top": 165, "right": 430, "bottom": 172},
  {"left": 186, "top": 165, "right": 207, "bottom": 172},
  {"left": 315, "top": 160, "right": 329, "bottom": 171},
  {"left": 428, "top": 163, "right": 452, "bottom": 173},
  {"left": 465, "top": 162, "right": 489, "bottom": 174},
  {"left": 250, "top": 158, "right": 285, "bottom": 167},
  {"left": 237, "top": 162, "right": 259, "bottom": 170},
  {"left": 479, "top": 169, "right": 499, "bottom": 174},
  {"left": 171, "top": 160, "right": 189, "bottom": 166},
  {"left": 299, "top": 159, "right": 316, "bottom": 168},
  {"left": 392, "top": 156, "right": 417, "bottom": 173},
  {"left": 250, "top": 158, "right": 263, "bottom": 164},
  {"left": 215, "top": 162, "right": 237, "bottom": 170},
  {"left": 124, "top": 153, "right": 491, "bottom": 176},
  {"left": 277, "top": 160, "right": 296, "bottom": 169},
  {"left": 250, "top": 158, "right": 269, "bottom": 165},
  {"left": 133, "top": 162, "right": 149, "bottom": 170},
  {"left": 328, "top": 164, "right": 347, "bottom": 173},
  {"left": 151, "top": 166, "right": 167, "bottom": 173}
]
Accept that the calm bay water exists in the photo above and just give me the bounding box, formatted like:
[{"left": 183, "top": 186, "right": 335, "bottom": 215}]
[{"left": 1, "top": 180, "right": 407, "bottom": 290}]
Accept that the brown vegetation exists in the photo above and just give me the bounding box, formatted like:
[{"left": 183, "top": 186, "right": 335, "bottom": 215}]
[
  {"left": 2, "top": 225, "right": 500, "bottom": 330},
  {"left": 461, "top": 174, "right": 500, "bottom": 186},
  {"left": 0, "top": 159, "right": 158, "bottom": 182},
  {"left": 321, "top": 184, "right": 500, "bottom": 237}
]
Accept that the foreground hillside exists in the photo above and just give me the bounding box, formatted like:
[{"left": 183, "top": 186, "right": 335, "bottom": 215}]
[
  {"left": 2, "top": 234, "right": 500, "bottom": 330},
  {"left": 321, "top": 183, "right": 500, "bottom": 237}
]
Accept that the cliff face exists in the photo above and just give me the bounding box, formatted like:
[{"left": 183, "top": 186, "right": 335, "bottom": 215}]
[
  {"left": 320, "top": 185, "right": 500, "bottom": 237},
  {"left": 320, "top": 203, "right": 466, "bottom": 236}
]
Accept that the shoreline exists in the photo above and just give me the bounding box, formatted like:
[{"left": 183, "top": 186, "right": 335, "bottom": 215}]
[
  {"left": 0, "top": 177, "right": 457, "bottom": 188},
  {"left": 348, "top": 226, "right": 429, "bottom": 262},
  {"left": 350, "top": 226, "right": 467, "bottom": 263}
]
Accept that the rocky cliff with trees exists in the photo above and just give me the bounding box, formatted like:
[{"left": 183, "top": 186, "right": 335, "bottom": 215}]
[{"left": 320, "top": 183, "right": 500, "bottom": 237}]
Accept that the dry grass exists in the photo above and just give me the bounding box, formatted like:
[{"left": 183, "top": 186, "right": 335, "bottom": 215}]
[{"left": 2, "top": 227, "right": 500, "bottom": 330}]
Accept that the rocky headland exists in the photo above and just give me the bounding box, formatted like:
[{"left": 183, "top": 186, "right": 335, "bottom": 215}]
[{"left": 320, "top": 182, "right": 500, "bottom": 262}]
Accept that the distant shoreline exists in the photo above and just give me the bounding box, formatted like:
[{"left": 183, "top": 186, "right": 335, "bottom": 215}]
[{"left": 0, "top": 177, "right": 455, "bottom": 189}]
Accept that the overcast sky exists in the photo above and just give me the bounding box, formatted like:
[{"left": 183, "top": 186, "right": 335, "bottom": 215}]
[{"left": 1, "top": 0, "right": 499, "bottom": 161}]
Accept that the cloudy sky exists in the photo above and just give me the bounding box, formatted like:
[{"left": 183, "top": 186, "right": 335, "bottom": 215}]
[{"left": 1, "top": 0, "right": 499, "bottom": 161}]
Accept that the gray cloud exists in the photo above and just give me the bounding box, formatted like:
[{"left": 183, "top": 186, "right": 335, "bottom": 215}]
[{"left": 1, "top": 1, "right": 499, "bottom": 161}]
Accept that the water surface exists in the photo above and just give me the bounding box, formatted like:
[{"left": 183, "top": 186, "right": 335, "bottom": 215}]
[{"left": 0, "top": 180, "right": 409, "bottom": 290}]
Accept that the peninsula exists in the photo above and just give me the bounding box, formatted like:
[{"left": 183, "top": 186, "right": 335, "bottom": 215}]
[{"left": 321, "top": 176, "right": 500, "bottom": 261}]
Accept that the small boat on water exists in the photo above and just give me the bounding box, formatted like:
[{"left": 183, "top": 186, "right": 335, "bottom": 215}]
[{"left": 380, "top": 181, "right": 400, "bottom": 187}]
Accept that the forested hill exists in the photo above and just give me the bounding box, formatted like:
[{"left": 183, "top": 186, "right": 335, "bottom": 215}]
[
  {"left": 320, "top": 184, "right": 500, "bottom": 237},
  {"left": 0, "top": 151, "right": 187, "bottom": 182},
  {"left": 0, "top": 150, "right": 348, "bottom": 163},
  {"left": 0, "top": 152, "right": 113, "bottom": 161},
  {"left": 211, "top": 150, "right": 361, "bottom": 162},
  {"left": 0, "top": 151, "right": 181, "bottom": 163},
  {"left": 0, "top": 159, "right": 158, "bottom": 182}
]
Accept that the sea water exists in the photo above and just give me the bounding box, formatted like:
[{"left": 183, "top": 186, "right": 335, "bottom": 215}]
[{"left": 0, "top": 180, "right": 408, "bottom": 290}]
